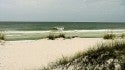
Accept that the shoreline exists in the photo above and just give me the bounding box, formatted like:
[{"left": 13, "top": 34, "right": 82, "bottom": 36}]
[
  {"left": 2, "top": 29, "right": 125, "bottom": 41},
  {"left": 0, "top": 38, "right": 103, "bottom": 70}
]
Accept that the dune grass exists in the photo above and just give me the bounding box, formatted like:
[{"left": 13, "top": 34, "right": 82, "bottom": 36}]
[
  {"left": 103, "top": 33, "right": 125, "bottom": 40},
  {"left": 120, "top": 33, "right": 125, "bottom": 38},
  {"left": 41, "top": 40, "right": 125, "bottom": 70},
  {"left": 0, "top": 31, "right": 5, "bottom": 40},
  {"left": 103, "top": 33, "right": 116, "bottom": 40},
  {"left": 47, "top": 34, "right": 66, "bottom": 40}
]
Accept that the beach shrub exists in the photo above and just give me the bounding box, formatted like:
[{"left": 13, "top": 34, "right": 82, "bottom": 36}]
[
  {"left": 41, "top": 40, "right": 125, "bottom": 70},
  {"left": 120, "top": 33, "right": 125, "bottom": 38},
  {"left": 0, "top": 32, "right": 5, "bottom": 40},
  {"left": 47, "top": 34, "right": 66, "bottom": 40},
  {"left": 57, "top": 56, "right": 69, "bottom": 65},
  {"left": 103, "top": 34, "right": 116, "bottom": 39},
  {"left": 47, "top": 35, "right": 56, "bottom": 40},
  {"left": 58, "top": 34, "right": 65, "bottom": 38}
]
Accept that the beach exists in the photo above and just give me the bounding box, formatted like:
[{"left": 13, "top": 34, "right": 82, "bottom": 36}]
[
  {"left": 0, "top": 0, "right": 125, "bottom": 69},
  {"left": 0, "top": 38, "right": 102, "bottom": 70},
  {"left": 0, "top": 22, "right": 125, "bottom": 70},
  {"left": 1, "top": 22, "right": 125, "bottom": 41}
]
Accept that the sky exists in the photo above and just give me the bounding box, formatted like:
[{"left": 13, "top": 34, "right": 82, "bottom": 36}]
[{"left": 0, "top": 0, "right": 125, "bottom": 22}]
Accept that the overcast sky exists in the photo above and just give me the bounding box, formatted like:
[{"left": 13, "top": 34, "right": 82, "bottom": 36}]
[{"left": 0, "top": 0, "right": 125, "bottom": 22}]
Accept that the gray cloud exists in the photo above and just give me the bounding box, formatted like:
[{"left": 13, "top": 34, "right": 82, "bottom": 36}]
[
  {"left": 121, "top": 0, "right": 125, "bottom": 5},
  {"left": 0, "top": 0, "right": 125, "bottom": 22}
]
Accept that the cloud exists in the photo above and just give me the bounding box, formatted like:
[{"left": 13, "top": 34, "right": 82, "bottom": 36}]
[
  {"left": 0, "top": 0, "right": 125, "bottom": 22},
  {"left": 0, "top": 0, "right": 54, "bottom": 9}
]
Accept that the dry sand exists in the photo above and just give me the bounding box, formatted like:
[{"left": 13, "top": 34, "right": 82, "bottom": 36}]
[{"left": 0, "top": 38, "right": 103, "bottom": 70}]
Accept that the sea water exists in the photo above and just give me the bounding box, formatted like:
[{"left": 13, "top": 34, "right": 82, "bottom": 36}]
[{"left": 0, "top": 22, "right": 125, "bottom": 40}]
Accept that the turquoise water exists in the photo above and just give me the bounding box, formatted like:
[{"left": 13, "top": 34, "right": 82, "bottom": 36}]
[
  {"left": 0, "top": 22, "right": 125, "bottom": 40},
  {"left": 0, "top": 22, "right": 125, "bottom": 31}
]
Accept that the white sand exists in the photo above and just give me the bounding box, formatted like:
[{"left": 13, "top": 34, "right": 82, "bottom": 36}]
[{"left": 0, "top": 38, "right": 103, "bottom": 70}]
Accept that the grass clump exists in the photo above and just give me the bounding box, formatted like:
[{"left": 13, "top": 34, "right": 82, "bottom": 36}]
[
  {"left": 57, "top": 56, "right": 69, "bottom": 65},
  {"left": 103, "top": 34, "right": 116, "bottom": 40},
  {"left": 58, "top": 34, "right": 65, "bottom": 38},
  {"left": 47, "top": 35, "right": 56, "bottom": 40},
  {"left": 41, "top": 40, "right": 125, "bottom": 70},
  {"left": 120, "top": 33, "right": 125, "bottom": 38},
  {"left": 0, "top": 31, "right": 5, "bottom": 40},
  {"left": 47, "top": 34, "right": 66, "bottom": 40}
]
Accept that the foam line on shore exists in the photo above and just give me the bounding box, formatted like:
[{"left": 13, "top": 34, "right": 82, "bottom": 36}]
[{"left": 4, "top": 29, "right": 125, "bottom": 33}]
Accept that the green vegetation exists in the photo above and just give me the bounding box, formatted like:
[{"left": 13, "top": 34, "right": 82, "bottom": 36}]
[
  {"left": 103, "top": 33, "right": 125, "bottom": 40},
  {"left": 47, "top": 34, "right": 56, "bottom": 40},
  {"left": 47, "top": 34, "right": 66, "bottom": 40},
  {"left": 120, "top": 33, "right": 125, "bottom": 38},
  {"left": 47, "top": 34, "right": 78, "bottom": 40},
  {"left": 103, "top": 34, "right": 116, "bottom": 40},
  {"left": 0, "top": 31, "right": 5, "bottom": 40},
  {"left": 41, "top": 40, "right": 125, "bottom": 70}
]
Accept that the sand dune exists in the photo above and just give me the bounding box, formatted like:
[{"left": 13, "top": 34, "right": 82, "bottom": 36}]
[{"left": 0, "top": 38, "right": 102, "bottom": 70}]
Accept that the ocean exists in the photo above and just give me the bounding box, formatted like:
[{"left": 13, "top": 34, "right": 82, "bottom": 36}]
[{"left": 0, "top": 22, "right": 125, "bottom": 40}]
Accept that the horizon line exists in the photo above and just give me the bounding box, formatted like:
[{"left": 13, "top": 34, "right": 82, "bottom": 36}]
[{"left": 0, "top": 21, "right": 125, "bottom": 23}]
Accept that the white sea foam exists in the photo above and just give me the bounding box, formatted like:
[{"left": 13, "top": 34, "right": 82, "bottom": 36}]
[
  {"left": 3, "top": 29, "right": 125, "bottom": 40},
  {"left": 5, "top": 30, "right": 51, "bottom": 34},
  {"left": 4, "top": 29, "right": 125, "bottom": 33}
]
